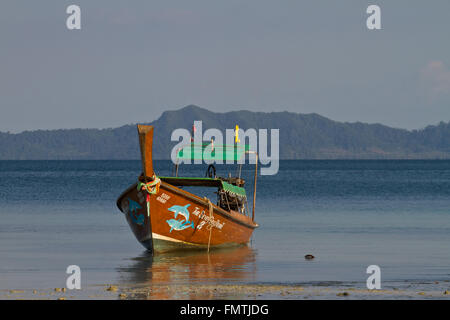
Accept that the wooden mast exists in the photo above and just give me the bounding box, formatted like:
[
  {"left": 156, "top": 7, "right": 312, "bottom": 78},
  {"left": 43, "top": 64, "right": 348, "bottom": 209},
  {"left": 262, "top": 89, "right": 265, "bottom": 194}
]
[
  {"left": 137, "top": 125, "right": 154, "bottom": 180},
  {"left": 137, "top": 124, "right": 155, "bottom": 254}
]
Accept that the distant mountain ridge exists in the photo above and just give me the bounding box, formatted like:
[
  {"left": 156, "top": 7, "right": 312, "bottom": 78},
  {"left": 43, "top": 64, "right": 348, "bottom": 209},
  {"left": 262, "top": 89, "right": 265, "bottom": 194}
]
[{"left": 0, "top": 105, "right": 449, "bottom": 160}]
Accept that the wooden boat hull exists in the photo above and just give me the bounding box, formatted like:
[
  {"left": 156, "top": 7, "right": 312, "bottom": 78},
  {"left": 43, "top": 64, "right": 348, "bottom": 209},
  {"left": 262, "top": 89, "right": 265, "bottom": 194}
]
[{"left": 117, "top": 181, "right": 258, "bottom": 253}]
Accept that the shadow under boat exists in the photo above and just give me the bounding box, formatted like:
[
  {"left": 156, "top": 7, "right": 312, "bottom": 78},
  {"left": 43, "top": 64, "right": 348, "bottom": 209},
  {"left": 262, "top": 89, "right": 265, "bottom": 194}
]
[{"left": 117, "top": 245, "right": 257, "bottom": 291}]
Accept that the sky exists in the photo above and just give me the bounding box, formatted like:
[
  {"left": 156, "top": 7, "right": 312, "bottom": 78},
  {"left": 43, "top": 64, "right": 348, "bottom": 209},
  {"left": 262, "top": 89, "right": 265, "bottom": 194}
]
[{"left": 0, "top": 0, "right": 449, "bottom": 132}]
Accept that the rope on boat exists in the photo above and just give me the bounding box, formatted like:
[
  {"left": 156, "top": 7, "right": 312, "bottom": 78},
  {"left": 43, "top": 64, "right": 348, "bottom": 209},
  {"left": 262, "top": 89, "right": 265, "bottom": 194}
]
[
  {"left": 204, "top": 197, "right": 213, "bottom": 253},
  {"left": 137, "top": 175, "right": 161, "bottom": 216}
]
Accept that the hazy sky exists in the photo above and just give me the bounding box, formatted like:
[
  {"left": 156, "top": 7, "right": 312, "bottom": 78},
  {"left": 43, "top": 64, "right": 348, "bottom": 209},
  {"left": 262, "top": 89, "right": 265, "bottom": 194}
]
[{"left": 1, "top": 0, "right": 449, "bottom": 132}]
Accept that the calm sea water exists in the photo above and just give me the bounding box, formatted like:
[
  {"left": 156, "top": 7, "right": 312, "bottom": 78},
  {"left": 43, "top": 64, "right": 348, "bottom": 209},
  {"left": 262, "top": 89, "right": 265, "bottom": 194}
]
[{"left": 0, "top": 160, "right": 449, "bottom": 294}]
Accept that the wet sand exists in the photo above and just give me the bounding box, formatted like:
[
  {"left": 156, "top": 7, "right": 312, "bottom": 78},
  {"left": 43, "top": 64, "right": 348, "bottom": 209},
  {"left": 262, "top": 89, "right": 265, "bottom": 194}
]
[{"left": 2, "top": 281, "right": 450, "bottom": 300}]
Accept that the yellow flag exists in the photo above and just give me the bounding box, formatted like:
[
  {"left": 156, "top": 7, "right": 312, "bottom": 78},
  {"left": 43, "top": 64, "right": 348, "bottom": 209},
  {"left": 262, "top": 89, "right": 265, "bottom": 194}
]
[{"left": 235, "top": 125, "right": 240, "bottom": 143}]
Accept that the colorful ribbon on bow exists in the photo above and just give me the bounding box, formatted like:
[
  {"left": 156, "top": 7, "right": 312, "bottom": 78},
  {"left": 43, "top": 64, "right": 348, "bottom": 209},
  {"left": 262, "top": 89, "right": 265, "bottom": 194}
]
[
  {"left": 137, "top": 176, "right": 161, "bottom": 218},
  {"left": 137, "top": 175, "right": 161, "bottom": 201}
]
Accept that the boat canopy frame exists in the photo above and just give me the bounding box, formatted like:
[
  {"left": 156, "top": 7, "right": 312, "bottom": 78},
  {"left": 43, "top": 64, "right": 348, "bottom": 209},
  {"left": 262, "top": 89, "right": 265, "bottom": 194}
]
[{"left": 172, "top": 143, "right": 258, "bottom": 221}]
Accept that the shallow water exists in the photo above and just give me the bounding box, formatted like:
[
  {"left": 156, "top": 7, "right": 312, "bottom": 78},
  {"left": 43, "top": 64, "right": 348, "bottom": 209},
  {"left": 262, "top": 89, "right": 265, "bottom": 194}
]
[{"left": 0, "top": 160, "right": 449, "bottom": 298}]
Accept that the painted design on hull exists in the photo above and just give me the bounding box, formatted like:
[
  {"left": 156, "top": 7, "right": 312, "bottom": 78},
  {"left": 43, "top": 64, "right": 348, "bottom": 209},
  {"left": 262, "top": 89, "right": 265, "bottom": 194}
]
[
  {"left": 166, "top": 204, "right": 195, "bottom": 232},
  {"left": 168, "top": 204, "right": 191, "bottom": 221},
  {"left": 127, "top": 198, "right": 144, "bottom": 226},
  {"left": 166, "top": 219, "right": 195, "bottom": 232}
]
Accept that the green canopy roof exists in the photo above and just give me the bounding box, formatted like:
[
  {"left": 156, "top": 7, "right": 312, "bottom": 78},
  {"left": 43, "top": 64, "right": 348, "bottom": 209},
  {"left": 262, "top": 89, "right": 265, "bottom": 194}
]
[
  {"left": 176, "top": 143, "right": 250, "bottom": 162},
  {"left": 220, "top": 181, "right": 247, "bottom": 198}
]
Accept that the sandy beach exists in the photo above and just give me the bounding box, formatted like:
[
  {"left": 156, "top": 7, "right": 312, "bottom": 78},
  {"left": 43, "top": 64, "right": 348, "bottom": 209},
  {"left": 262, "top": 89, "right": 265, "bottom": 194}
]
[{"left": 2, "top": 281, "right": 450, "bottom": 300}]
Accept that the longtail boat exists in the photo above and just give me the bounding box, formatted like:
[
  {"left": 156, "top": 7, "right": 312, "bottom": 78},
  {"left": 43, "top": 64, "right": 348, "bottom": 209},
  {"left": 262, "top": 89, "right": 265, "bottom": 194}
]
[{"left": 116, "top": 125, "right": 259, "bottom": 253}]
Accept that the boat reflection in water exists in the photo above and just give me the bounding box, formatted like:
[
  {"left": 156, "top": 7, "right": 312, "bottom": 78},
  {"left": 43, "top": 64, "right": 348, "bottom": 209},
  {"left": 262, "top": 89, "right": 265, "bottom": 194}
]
[{"left": 117, "top": 245, "right": 257, "bottom": 299}]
